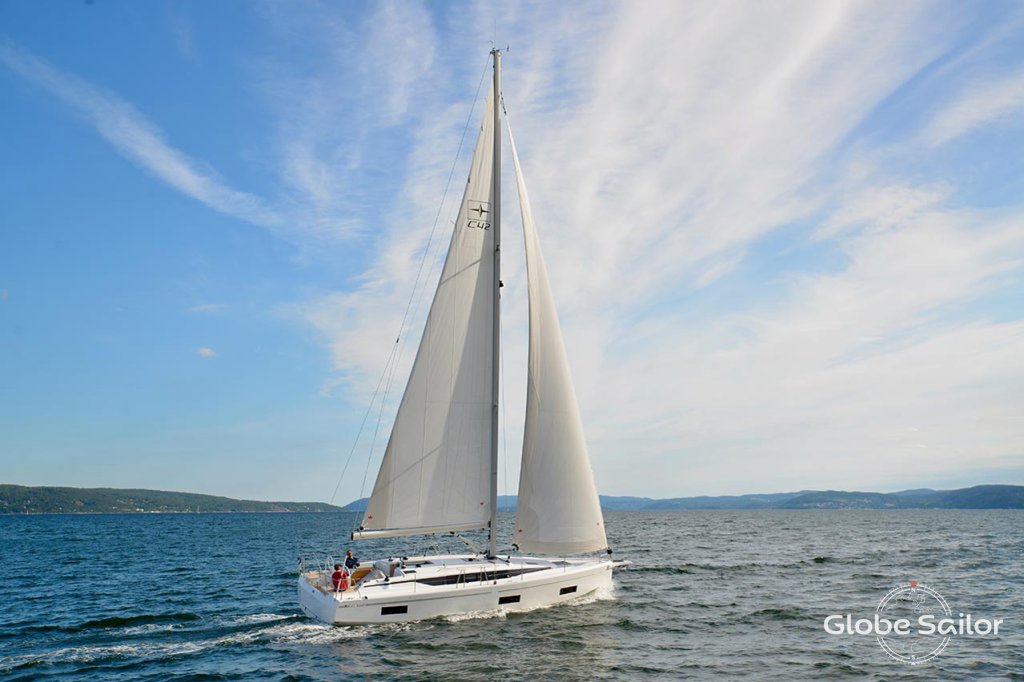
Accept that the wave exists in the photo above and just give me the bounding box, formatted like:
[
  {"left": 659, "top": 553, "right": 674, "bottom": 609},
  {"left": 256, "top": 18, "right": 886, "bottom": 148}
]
[
  {"left": 631, "top": 559, "right": 841, "bottom": 574},
  {"left": 0, "top": 623, "right": 62, "bottom": 640},
  {"left": 264, "top": 620, "right": 413, "bottom": 645},
  {"left": 737, "top": 607, "right": 807, "bottom": 622},
  {"left": 0, "top": 616, "right": 377, "bottom": 671},
  {"left": 0, "top": 640, "right": 209, "bottom": 670},
  {"left": 612, "top": 617, "right": 645, "bottom": 631},
  {"left": 630, "top": 565, "right": 701, "bottom": 575},
  {"left": 228, "top": 613, "right": 294, "bottom": 626},
  {"left": 121, "top": 623, "right": 188, "bottom": 636},
  {"left": 73, "top": 612, "right": 203, "bottom": 631},
  {"left": 1, "top": 612, "right": 214, "bottom": 638}
]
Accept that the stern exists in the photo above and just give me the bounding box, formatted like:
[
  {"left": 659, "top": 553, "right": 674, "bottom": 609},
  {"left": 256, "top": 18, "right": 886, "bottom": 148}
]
[{"left": 298, "top": 572, "right": 340, "bottom": 624}]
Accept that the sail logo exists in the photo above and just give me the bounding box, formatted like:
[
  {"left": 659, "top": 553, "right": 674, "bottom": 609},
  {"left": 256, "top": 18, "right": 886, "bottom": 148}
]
[
  {"left": 823, "top": 582, "right": 1005, "bottom": 665},
  {"left": 466, "top": 200, "right": 491, "bottom": 230}
]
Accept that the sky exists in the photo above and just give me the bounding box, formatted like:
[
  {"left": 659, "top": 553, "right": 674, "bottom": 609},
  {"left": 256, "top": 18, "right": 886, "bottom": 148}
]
[{"left": 1, "top": 0, "right": 1022, "bottom": 504}]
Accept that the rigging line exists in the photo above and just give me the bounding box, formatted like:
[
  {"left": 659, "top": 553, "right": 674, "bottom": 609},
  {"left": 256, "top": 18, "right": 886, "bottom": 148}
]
[
  {"left": 354, "top": 348, "right": 400, "bottom": 533},
  {"left": 327, "top": 56, "right": 490, "bottom": 515}
]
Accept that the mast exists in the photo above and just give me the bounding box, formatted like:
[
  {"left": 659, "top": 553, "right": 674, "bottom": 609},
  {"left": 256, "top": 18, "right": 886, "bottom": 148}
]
[{"left": 488, "top": 48, "right": 501, "bottom": 559}]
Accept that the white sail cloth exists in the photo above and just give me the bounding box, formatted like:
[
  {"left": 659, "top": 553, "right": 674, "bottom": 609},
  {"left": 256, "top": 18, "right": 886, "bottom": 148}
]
[
  {"left": 508, "top": 124, "right": 608, "bottom": 555},
  {"left": 360, "top": 88, "right": 497, "bottom": 535}
]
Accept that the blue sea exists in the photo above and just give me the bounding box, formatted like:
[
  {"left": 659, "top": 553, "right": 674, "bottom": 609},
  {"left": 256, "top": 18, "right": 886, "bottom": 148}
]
[{"left": 1, "top": 510, "right": 1021, "bottom": 680}]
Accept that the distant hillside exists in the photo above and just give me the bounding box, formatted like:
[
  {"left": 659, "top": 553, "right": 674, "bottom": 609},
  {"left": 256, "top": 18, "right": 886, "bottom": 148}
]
[
  {"left": 6, "top": 484, "right": 1019, "bottom": 515},
  {"left": 342, "top": 485, "right": 1024, "bottom": 511},
  {"left": 776, "top": 485, "right": 1024, "bottom": 510},
  {"left": 0, "top": 485, "right": 342, "bottom": 514}
]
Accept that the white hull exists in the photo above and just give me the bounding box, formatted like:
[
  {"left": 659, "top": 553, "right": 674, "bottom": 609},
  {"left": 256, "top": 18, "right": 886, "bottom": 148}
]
[{"left": 298, "top": 554, "right": 615, "bottom": 625}]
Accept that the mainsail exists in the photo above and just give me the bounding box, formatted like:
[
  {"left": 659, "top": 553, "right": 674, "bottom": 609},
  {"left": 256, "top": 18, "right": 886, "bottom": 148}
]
[
  {"left": 358, "top": 88, "right": 497, "bottom": 538},
  {"left": 508, "top": 124, "right": 608, "bottom": 555}
]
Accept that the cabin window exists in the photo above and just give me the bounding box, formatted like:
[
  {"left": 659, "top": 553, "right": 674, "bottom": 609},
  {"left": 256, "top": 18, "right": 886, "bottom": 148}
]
[
  {"left": 559, "top": 586, "right": 577, "bottom": 595},
  {"left": 381, "top": 605, "right": 408, "bottom": 615},
  {"left": 498, "top": 595, "right": 521, "bottom": 605}
]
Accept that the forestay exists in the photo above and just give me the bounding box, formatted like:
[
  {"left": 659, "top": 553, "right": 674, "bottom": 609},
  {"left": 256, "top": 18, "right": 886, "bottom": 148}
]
[
  {"left": 508, "top": 124, "right": 608, "bottom": 555},
  {"left": 359, "top": 88, "right": 497, "bottom": 536}
]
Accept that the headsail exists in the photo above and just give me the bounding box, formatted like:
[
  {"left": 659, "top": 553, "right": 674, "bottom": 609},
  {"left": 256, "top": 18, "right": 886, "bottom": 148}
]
[
  {"left": 357, "top": 87, "right": 497, "bottom": 538},
  {"left": 508, "top": 123, "right": 608, "bottom": 555}
]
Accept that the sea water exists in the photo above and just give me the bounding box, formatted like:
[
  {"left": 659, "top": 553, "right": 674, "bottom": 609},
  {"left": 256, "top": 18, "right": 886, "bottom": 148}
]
[{"left": 1, "top": 510, "right": 1021, "bottom": 680}]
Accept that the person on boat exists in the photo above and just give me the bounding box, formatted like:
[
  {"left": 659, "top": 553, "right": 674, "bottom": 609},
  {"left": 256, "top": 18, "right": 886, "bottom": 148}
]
[
  {"left": 331, "top": 563, "right": 348, "bottom": 592},
  {"left": 344, "top": 549, "right": 359, "bottom": 570}
]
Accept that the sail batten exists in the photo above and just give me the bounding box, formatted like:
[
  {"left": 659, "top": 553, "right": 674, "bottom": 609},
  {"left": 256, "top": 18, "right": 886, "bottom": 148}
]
[
  {"left": 508, "top": 123, "right": 608, "bottom": 555},
  {"left": 359, "top": 87, "right": 497, "bottom": 536}
]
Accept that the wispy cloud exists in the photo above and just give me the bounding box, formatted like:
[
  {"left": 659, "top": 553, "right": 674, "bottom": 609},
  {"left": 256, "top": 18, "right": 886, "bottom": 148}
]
[
  {"left": 814, "top": 183, "right": 952, "bottom": 241},
  {"left": 251, "top": 0, "right": 447, "bottom": 244},
  {"left": 195, "top": 347, "right": 216, "bottom": 358},
  {"left": 188, "top": 303, "right": 225, "bottom": 315},
  {"left": 359, "top": 0, "right": 437, "bottom": 125},
  {"left": 168, "top": 9, "right": 199, "bottom": 63},
  {"left": 0, "top": 41, "right": 281, "bottom": 230},
  {"left": 504, "top": 2, "right": 955, "bottom": 309},
  {"left": 922, "top": 67, "right": 1024, "bottom": 146},
  {"left": 592, "top": 194, "right": 1024, "bottom": 493}
]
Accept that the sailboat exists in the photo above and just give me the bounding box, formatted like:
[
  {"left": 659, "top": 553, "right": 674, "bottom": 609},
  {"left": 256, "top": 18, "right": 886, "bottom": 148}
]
[{"left": 298, "top": 50, "right": 625, "bottom": 625}]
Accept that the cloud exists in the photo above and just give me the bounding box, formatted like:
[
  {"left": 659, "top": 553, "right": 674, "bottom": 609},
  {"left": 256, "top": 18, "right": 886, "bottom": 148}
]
[
  {"left": 814, "top": 184, "right": 951, "bottom": 241},
  {"left": 591, "top": 191, "right": 1024, "bottom": 494},
  {"left": 248, "top": 0, "right": 449, "bottom": 245},
  {"left": 503, "top": 2, "right": 960, "bottom": 312},
  {"left": 292, "top": 1, "right": 1024, "bottom": 497},
  {"left": 359, "top": 0, "right": 437, "bottom": 125},
  {"left": 188, "top": 303, "right": 225, "bottom": 315},
  {"left": 168, "top": 9, "right": 199, "bottom": 63},
  {"left": 0, "top": 40, "right": 282, "bottom": 230},
  {"left": 195, "top": 347, "right": 217, "bottom": 358},
  {"left": 1, "top": 7, "right": 465, "bottom": 251},
  {"left": 922, "top": 68, "right": 1024, "bottom": 146}
]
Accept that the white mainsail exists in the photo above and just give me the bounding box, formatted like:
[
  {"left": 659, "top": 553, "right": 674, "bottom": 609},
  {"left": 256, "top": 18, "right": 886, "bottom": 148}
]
[
  {"left": 508, "top": 124, "right": 608, "bottom": 555},
  {"left": 358, "top": 88, "right": 497, "bottom": 537}
]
